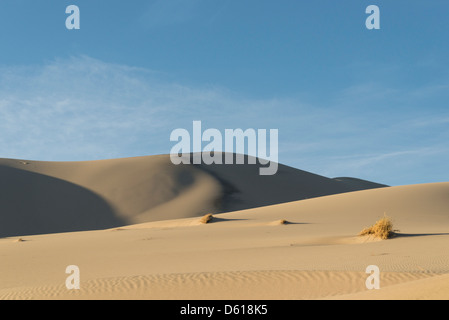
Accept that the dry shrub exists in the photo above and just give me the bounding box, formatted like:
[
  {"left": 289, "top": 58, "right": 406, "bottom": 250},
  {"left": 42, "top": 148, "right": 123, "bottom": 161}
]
[
  {"left": 359, "top": 214, "right": 395, "bottom": 240},
  {"left": 200, "top": 214, "right": 214, "bottom": 224}
]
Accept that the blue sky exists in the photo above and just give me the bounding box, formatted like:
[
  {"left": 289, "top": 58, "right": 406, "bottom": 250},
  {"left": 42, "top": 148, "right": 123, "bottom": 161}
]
[{"left": 0, "top": 0, "right": 448, "bottom": 186}]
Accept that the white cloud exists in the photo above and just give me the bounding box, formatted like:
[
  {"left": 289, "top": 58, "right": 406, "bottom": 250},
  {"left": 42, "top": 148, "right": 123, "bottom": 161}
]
[
  {"left": 0, "top": 55, "right": 448, "bottom": 186},
  {"left": 0, "top": 56, "right": 293, "bottom": 161}
]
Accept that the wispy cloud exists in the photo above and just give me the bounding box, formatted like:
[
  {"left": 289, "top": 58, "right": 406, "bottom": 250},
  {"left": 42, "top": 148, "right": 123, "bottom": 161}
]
[
  {"left": 0, "top": 57, "right": 166, "bottom": 159},
  {"left": 0, "top": 55, "right": 448, "bottom": 186},
  {"left": 0, "top": 56, "right": 292, "bottom": 160}
]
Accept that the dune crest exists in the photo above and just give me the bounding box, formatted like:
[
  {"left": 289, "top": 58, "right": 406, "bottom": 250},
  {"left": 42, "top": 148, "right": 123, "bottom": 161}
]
[
  {"left": 0, "top": 154, "right": 386, "bottom": 238},
  {"left": 1, "top": 154, "right": 447, "bottom": 300}
]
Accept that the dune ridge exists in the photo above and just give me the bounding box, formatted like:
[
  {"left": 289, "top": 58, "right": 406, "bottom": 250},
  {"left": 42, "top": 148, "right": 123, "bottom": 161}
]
[
  {"left": 0, "top": 154, "right": 447, "bottom": 300},
  {"left": 0, "top": 154, "right": 386, "bottom": 238}
]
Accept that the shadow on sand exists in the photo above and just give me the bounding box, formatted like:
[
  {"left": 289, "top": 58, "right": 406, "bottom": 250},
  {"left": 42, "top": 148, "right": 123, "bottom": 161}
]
[
  {"left": 391, "top": 232, "right": 449, "bottom": 239},
  {"left": 0, "top": 165, "right": 125, "bottom": 238}
]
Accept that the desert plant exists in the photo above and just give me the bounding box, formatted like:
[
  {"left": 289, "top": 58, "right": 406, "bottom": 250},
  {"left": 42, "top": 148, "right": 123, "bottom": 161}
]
[
  {"left": 200, "top": 214, "right": 214, "bottom": 224},
  {"left": 359, "top": 214, "right": 395, "bottom": 240}
]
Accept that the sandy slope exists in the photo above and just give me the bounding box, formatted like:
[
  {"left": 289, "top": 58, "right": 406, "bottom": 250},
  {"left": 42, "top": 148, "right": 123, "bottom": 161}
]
[
  {"left": 0, "top": 177, "right": 448, "bottom": 300},
  {"left": 0, "top": 154, "right": 386, "bottom": 238},
  {"left": 331, "top": 273, "right": 449, "bottom": 300}
]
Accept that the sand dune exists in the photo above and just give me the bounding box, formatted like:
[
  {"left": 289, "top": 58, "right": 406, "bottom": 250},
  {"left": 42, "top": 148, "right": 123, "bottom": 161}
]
[
  {"left": 0, "top": 271, "right": 437, "bottom": 300},
  {"left": 0, "top": 165, "right": 122, "bottom": 238},
  {"left": 0, "top": 154, "right": 386, "bottom": 238},
  {"left": 0, "top": 173, "right": 448, "bottom": 300},
  {"left": 332, "top": 177, "right": 388, "bottom": 190},
  {"left": 330, "top": 273, "right": 449, "bottom": 300}
]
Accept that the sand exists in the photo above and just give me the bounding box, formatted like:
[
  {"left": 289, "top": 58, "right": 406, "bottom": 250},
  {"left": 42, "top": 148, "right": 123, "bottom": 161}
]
[{"left": 0, "top": 154, "right": 448, "bottom": 300}]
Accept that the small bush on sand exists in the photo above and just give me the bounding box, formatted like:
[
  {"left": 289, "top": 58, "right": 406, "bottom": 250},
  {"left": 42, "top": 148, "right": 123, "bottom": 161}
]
[
  {"left": 200, "top": 214, "right": 214, "bottom": 224},
  {"left": 359, "top": 214, "right": 395, "bottom": 240}
]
